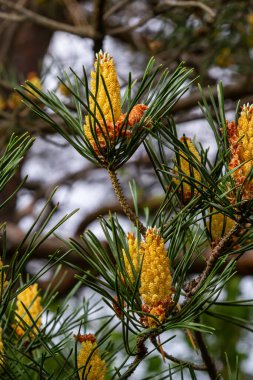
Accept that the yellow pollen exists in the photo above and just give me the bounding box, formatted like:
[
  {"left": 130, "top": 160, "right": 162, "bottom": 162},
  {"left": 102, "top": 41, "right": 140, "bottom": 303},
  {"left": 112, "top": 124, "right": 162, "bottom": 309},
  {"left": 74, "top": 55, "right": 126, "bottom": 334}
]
[
  {"left": 174, "top": 137, "right": 201, "bottom": 202},
  {"left": 139, "top": 228, "right": 172, "bottom": 323},
  {"left": 209, "top": 212, "right": 235, "bottom": 241},
  {"left": 228, "top": 103, "right": 253, "bottom": 199},
  {"left": 13, "top": 283, "right": 42, "bottom": 337},
  {"left": 84, "top": 51, "right": 121, "bottom": 146},
  {"left": 77, "top": 340, "right": 106, "bottom": 380},
  {"left": 122, "top": 232, "right": 140, "bottom": 283}
]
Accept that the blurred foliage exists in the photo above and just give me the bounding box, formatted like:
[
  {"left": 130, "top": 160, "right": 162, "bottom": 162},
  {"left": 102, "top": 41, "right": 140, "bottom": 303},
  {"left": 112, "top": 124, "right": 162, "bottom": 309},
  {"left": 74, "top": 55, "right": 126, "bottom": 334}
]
[{"left": 145, "top": 1, "right": 253, "bottom": 81}]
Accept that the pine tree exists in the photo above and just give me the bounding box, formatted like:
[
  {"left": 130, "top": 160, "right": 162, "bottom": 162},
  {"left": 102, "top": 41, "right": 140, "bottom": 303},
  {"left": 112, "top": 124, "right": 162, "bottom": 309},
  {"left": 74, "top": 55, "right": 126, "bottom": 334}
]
[{"left": 1, "top": 50, "right": 253, "bottom": 379}]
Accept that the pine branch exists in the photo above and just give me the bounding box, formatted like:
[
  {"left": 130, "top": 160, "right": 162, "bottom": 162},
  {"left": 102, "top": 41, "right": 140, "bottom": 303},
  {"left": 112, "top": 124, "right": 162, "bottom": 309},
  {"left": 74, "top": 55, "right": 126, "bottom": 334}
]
[
  {"left": 107, "top": 168, "right": 147, "bottom": 236},
  {"left": 181, "top": 222, "right": 242, "bottom": 379},
  {"left": 185, "top": 222, "right": 241, "bottom": 296},
  {"left": 119, "top": 334, "right": 148, "bottom": 380},
  {"left": 151, "top": 336, "right": 207, "bottom": 371},
  {"left": 194, "top": 327, "right": 219, "bottom": 380}
]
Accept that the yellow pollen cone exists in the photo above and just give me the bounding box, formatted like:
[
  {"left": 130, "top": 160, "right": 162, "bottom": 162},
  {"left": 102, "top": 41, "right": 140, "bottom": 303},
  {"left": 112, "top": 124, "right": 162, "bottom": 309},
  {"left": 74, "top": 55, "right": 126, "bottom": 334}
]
[{"left": 13, "top": 283, "right": 42, "bottom": 337}]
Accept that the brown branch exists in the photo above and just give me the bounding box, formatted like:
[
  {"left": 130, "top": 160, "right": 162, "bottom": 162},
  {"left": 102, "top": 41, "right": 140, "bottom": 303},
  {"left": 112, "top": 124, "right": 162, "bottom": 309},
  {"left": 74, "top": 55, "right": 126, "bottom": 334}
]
[
  {"left": 0, "top": 11, "right": 24, "bottom": 22},
  {"left": 76, "top": 203, "right": 128, "bottom": 235},
  {"left": 108, "top": 169, "right": 147, "bottom": 236},
  {"left": 181, "top": 222, "right": 242, "bottom": 378},
  {"left": 182, "top": 224, "right": 242, "bottom": 378},
  {"left": 109, "top": 12, "right": 154, "bottom": 36},
  {"left": 75, "top": 195, "right": 162, "bottom": 234},
  {"left": 0, "top": 0, "right": 29, "bottom": 65},
  {"left": 103, "top": 0, "right": 130, "bottom": 19},
  {"left": 151, "top": 336, "right": 207, "bottom": 371},
  {"left": 62, "top": 0, "right": 87, "bottom": 26},
  {"left": 119, "top": 334, "right": 148, "bottom": 380},
  {"left": 186, "top": 222, "right": 241, "bottom": 296},
  {"left": 194, "top": 326, "right": 219, "bottom": 379},
  {"left": 0, "top": 0, "right": 97, "bottom": 38},
  {"left": 160, "top": 0, "right": 216, "bottom": 19},
  {"left": 173, "top": 79, "right": 253, "bottom": 113},
  {"left": 93, "top": 0, "right": 107, "bottom": 53},
  {"left": 108, "top": 0, "right": 215, "bottom": 37},
  {"left": 5, "top": 222, "right": 253, "bottom": 274}
]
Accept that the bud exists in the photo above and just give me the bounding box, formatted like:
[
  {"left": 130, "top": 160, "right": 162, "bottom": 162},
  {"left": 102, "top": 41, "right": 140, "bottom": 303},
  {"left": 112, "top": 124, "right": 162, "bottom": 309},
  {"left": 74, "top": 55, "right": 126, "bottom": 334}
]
[
  {"left": 174, "top": 137, "right": 201, "bottom": 203},
  {"left": 77, "top": 334, "right": 106, "bottom": 380},
  {"left": 13, "top": 283, "right": 42, "bottom": 337}
]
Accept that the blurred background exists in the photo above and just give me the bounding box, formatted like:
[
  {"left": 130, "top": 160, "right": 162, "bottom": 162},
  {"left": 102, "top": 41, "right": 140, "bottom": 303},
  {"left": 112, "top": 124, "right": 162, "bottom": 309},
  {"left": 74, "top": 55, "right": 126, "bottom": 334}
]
[{"left": 0, "top": 0, "right": 253, "bottom": 378}]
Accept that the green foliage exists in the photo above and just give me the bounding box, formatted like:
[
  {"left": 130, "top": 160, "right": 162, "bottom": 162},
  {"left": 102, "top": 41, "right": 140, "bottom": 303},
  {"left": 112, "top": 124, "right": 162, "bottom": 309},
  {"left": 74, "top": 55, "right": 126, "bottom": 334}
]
[
  {"left": 0, "top": 133, "right": 34, "bottom": 207},
  {"left": 1, "top": 56, "right": 253, "bottom": 379},
  {"left": 18, "top": 59, "right": 193, "bottom": 170}
]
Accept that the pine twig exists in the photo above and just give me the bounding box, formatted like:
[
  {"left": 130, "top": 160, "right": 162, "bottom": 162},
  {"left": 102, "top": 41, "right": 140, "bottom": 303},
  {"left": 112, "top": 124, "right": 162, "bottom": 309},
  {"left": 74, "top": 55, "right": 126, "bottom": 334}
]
[
  {"left": 194, "top": 326, "right": 219, "bottom": 380},
  {"left": 107, "top": 169, "right": 147, "bottom": 236},
  {"left": 119, "top": 334, "right": 148, "bottom": 380},
  {"left": 186, "top": 221, "right": 241, "bottom": 296},
  {"left": 151, "top": 336, "right": 207, "bottom": 371},
  {"left": 182, "top": 223, "right": 241, "bottom": 379}
]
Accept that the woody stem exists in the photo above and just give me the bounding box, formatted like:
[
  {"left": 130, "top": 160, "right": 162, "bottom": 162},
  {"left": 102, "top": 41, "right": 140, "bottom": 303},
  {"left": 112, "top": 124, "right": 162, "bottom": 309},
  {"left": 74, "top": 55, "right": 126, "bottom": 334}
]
[
  {"left": 187, "top": 221, "right": 241, "bottom": 296},
  {"left": 119, "top": 334, "right": 148, "bottom": 380},
  {"left": 108, "top": 169, "right": 147, "bottom": 237},
  {"left": 194, "top": 318, "right": 219, "bottom": 380}
]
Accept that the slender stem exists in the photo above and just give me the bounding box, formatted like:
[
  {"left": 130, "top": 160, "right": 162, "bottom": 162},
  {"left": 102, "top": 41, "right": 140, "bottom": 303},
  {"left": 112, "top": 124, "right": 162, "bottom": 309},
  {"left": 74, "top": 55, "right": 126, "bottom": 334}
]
[
  {"left": 151, "top": 336, "right": 207, "bottom": 371},
  {"left": 182, "top": 223, "right": 241, "bottom": 379},
  {"left": 108, "top": 168, "right": 147, "bottom": 236},
  {"left": 194, "top": 326, "right": 219, "bottom": 380},
  {"left": 119, "top": 334, "right": 148, "bottom": 380},
  {"left": 186, "top": 221, "right": 240, "bottom": 296}
]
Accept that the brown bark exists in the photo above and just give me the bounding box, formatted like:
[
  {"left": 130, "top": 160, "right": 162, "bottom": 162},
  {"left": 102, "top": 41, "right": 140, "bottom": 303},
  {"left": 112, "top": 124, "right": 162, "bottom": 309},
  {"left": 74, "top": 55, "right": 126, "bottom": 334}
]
[
  {"left": 5, "top": 222, "right": 253, "bottom": 275},
  {"left": 0, "top": 2, "right": 55, "bottom": 222}
]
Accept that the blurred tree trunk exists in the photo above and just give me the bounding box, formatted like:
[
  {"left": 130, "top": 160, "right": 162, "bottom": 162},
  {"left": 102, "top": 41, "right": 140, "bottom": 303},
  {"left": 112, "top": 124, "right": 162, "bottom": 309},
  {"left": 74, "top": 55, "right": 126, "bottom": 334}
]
[{"left": 0, "top": 12, "right": 54, "bottom": 222}]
